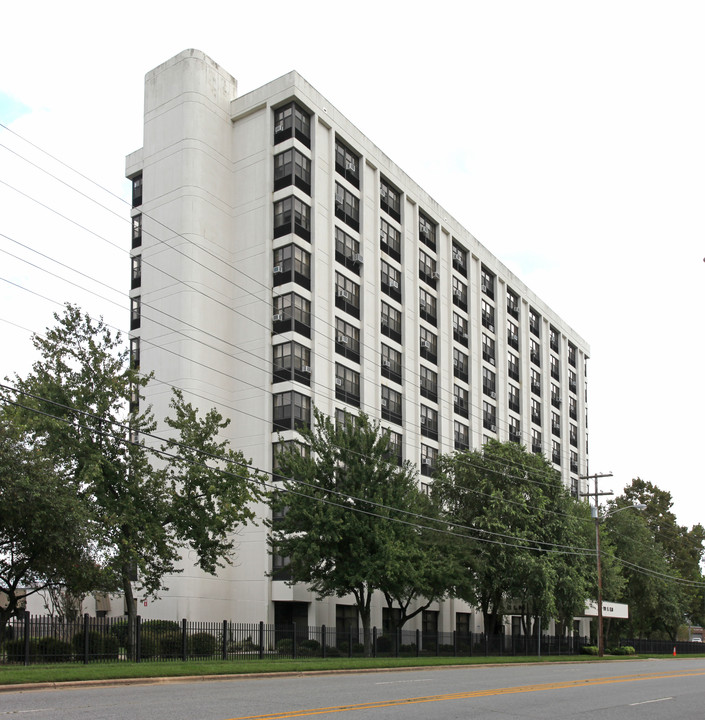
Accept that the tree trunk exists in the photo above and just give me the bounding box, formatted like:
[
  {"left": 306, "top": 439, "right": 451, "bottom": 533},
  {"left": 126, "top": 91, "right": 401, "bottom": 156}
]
[{"left": 122, "top": 570, "right": 136, "bottom": 660}]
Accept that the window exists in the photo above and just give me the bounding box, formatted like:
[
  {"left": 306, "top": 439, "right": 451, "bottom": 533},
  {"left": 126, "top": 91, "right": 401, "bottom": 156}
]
[
  {"left": 481, "top": 266, "right": 495, "bottom": 299},
  {"left": 130, "top": 383, "right": 139, "bottom": 414},
  {"left": 452, "top": 276, "right": 467, "bottom": 310},
  {"left": 507, "top": 319, "right": 519, "bottom": 350},
  {"left": 381, "top": 385, "right": 402, "bottom": 425},
  {"left": 422, "top": 610, "right": 439, "bottom": 634},
  {"left": 529, "top": 307, "right": 541, "bottom": 337},
  {"left": 274, "top": 101, "right": 311, "bottom": 147},
  {"left": 568, "top": 342, "right": 577, "bottom": 368},
  {"left": 131, "top": 255, "right": 141, "bottom": 289},
  {"left": 483, "top": 401, "right": 496, "bottom": 432},
  {"left": 419, "top": 288, "right": 437, "bottom": 325},
  {"left": 381, "top": 260, "right": 402, "bottom": 300},
  {"left": 530, "top": 339, "right": 541, "bottom": 367},
  {"left": 381, "top": 344, "right": 402, "bottom": 384},
  {"left": 335, "top": 272, "right": 361, "bottom": 318},
  {"left": 552, "top": 412, "right": 561, "bottom": 437},
  {"left": 508, "top": 384, "right": 520, "bottom": 413},
  {"left": 569, "top": 395, "right": 577, "bottom": 420},
  {"left": 130, "top": 337, "right": 140, "bottom": 370},
  {"left": 509, "top": 416, "right": 521, "bottom": 444},
  {"left": 551, "top": 382, "right": 561, "bottom": 408},
  {"left": 569, "top": 369, "right": 577, "bottom": 394},
  {"left": 570, "top": 424, "right": 578, "bottom": 447},
  {"left": 550, "top": 354, "right": 560, "bottom": 380},
  {"left": 131, "top": 173, "right": 142, "bottom": 207},
  {"left": 380, "top": 177, "right": 401, "bottom": 221},
  {"left": 273, "top": 243, "right": 311, "bottom": 289},
  {"left": 419, "top": 326, "right": 437, "bottom": 364},
  {"left": 481, "top": 300, "right": 495, "bottom": 332},
  {"left": 335, "top": 318, "right": 360, "bottom": 362},
  {"left": 454, "top": 385, "right": 469, "bottom": 418},
  {"left": 454, "top": 348, "right": 468, "bottom": 382},
  {"left": 508, "top": 352, "right": 520, "bottom": 381},
  {"left": 273, "top": 341, "right": 311, "bottom": 385},
  {"left": 335, "top": 137, "right": 360, "bottom": 187},
  {"left": 380, "top": 218, "right": 401, "bottom": 262},
  {"left": 273, "top": 391, "right": 311, "bottom": 431},
  {"left": 453, "top": 313, "right": 469, "bottom": 345},
  {"left": 570, "top": 449, "right": 579, "bottom": 474},
  {"left": 419, "top": 212, "right": 436, "bottom": 251},
  {"left": 452, "top": 241, "right": 467, "bottom": 276},
  {"left": 130, "top": 296, "right": 141, "bottom": 330},
  {"left": 531, "top": 397, "right": 541, "bottom": 425},
  {"left": 335, "top": 363, "right": 361, "bottom": 407},
  {"left": 381, "top": 301, "right": 402, "bottom": 343},
  {"left": 419, "top": 365, "right": 438, "bottom": 402},
  {"left": 552, "top": 440, "right": 561, "bottom": 465},
  {"left": 273, "top": 196, "right": 311, "bottom": 241},
  {"left": 132, "top": 214, "right": 142, "bottom": 249},
  {"left": 420, "top": 405, "right": 438, "bottom": 439},
  {"left": 420, "top": 444, "right": 437, "bottom": 477},
  {"left": 530, "top": 368, "right": 541, "bottom": 396},
  {"left": 532, "top": 429, "right": 542, "bottom": 454},
  {"left": 507, "top": 288, "right": 519, "bottom": 318},
  {"left": 454, "top": 421, "right": 469, "bottom": 451},
  {"left": 550, "top": 325, "right": 560, "bottom": 353},
  {"left": 274, "top": 148, "right": 311, "bottom": 194},
  {"left": 386, "top": 430, "right": 403, "bottom": 466},
  {"left": 482, "top": 366, "right": 496, "bottom": 398},
  {"left": 482, "top": 333, "right": 495, "bottom": 365},
  {"left": 418, "top": 249, "right": 437, "bottom": 286},
  {"left": 335, "top": 182, "right": 360, "bottom": 231},
  {"left": 272, "top": 292, "right": 311, "bottom": 337}
]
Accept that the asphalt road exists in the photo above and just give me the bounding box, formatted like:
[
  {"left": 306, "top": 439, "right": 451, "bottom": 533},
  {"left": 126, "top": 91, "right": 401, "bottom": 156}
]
[{"left": 2, "top": 659, "right": 705, "bottom": 719}]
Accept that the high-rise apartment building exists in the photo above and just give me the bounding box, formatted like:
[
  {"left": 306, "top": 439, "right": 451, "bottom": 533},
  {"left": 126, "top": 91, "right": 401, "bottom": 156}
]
[{"left": 126, "top": 50, "right": 589, "bottom": 632}]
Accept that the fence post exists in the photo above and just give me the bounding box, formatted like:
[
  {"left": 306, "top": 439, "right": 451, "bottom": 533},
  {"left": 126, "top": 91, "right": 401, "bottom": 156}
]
[
  {"left": 83, "top": 613, "right": 90, "bottom": 664},
  {"left": 136, "top": 615, "right": 141, "bottom": 663},
  {"left": 23, "top": 611, "right": 30, "bottom": 666},
  {"left": 292, "top": 622, "right": 297, "bottom": 660},
  {"left": 484, "top": 632, "right": 488, "bottom": 657},
  {"left": 259, "top": 621, "right": 264, "bottom": 660},
  {"left": 181, "top": 618, "right": 187, "bottom": 662},
  {"left": 416, "top": 629, "right": 420, "bottom": 657},
  {"left": 453, "top": 630, "right": 457, "bottom": 657},
  {"left": 395, "top": 627, "right": 399, "bottom": 658},
  {"left": 222, "top": 620, "right": 227, "bottom": 660},
  {"left": 321, "top": 625, "right": 326, "bottom": 659}
]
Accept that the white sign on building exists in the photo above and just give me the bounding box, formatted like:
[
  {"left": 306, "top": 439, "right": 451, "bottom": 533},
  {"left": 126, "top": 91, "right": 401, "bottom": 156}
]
[{"left": 585, "top": 600, "right": 629, "bottom": 619}]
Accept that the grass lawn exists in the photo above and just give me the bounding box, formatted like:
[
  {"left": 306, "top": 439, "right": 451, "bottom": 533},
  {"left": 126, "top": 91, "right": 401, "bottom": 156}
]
[{"left": 4, "top": 653, "right": 702, "bottom": 686}]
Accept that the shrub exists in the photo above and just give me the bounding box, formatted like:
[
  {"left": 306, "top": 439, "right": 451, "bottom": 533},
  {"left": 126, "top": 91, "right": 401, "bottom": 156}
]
[
  {"left": 158, "top": 630, "right": 183, "bottom": 658},
  {"left": 298, "top": 638, "right": 321, "bottom": 657},
  {"left": 325, "top": 646, "right": 342, "bottom": 657},
  {"left": 138, "top": 634, "right": 159, "bottom": 660},
  {"left": 109, "top": 619, "right": 129, "bottom": 647},
  {"left": 142, "top": 619, "right": 180, "bottom": 634},
  {"left": 191, "top": 632, "right": 217, "bottom": 657},
  {"left": 622, "top": 645, "right": 636, "bottom": 655},
  {"left": 5, "top": 638, "right": 27, "bottom": 663},
  {"left": 276, "top": 638, "right": 293, "bottom": 655},
  {"left": 581, "top": 645, "right": 599, "bottom": 655},
  {"left": 352, "top": 642, "right": 365, "bottom": 655},
  {"left": 72, "top": 630, "right": 120, "bottom": 659},
  {"left": 376, "top": 635, "right": 393, "bottom": 653},
  {"left": 6, "top": 637, "right": 74, "bottom": 663},
  {"left": 610, "top": 645, "right": 636, "bottom": 655}
]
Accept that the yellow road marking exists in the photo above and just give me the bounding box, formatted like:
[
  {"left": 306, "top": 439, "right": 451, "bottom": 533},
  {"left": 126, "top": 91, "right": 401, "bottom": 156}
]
[{"left": 224, "top": 668, "right": 705, "bottom": 720}]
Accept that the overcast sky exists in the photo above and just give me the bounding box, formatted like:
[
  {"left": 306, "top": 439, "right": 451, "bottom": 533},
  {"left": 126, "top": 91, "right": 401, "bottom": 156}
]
[{"left": 1, "top": 1, "right": 703, "bottom": 531}]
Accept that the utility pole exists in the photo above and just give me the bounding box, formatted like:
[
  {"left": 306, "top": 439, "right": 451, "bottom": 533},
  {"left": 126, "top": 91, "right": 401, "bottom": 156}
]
[{"left": 582, "top": 472, "right": 613, "bottom": 657}]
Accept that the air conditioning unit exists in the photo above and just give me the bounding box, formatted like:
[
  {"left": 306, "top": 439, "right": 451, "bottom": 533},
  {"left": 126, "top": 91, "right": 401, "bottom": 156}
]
[
  {"left": 489, "top": 357, "right": 495, "bottom": 366},
  {"left": 421, "top": 340, "right": 431, "bottom": 349},
  {"left": 381, "top": 316, "right": 389, "bottom": 326},
  {"left": 302, "top": 366, "right": 312, "bottom": 373},
  {"left": 420, "top": 416, "right": 427, "bottom": 425},
  {"left": 338, "top": 289, "right": 349, "bottom": 299},
  {"left": 490, "top": 391, "right": 496, "bottom": 399},
  {"left": 422, "top": 458, "right": 432, "bottom": 466},
  {"left": 345, "top": 159, "right": 356, "bottom": 171},
  {"left": 432, "top": 271, "right": 440, "bottom": 279},
  {"left": 337, "top": 335, "right": 349, "bottom": 344},
  {"left": 453, "top": 358, "right": 459, "bottom": 368},
  {"left": 353, "top": 253, "right": 363, "bottom": 264},
  {"left": 275, "top": 122, "right": 284, "bottom": 133},
  {"left": 335, "top": 378, "right": 343, "bottom": 387},
  {"left": 490, "top": 424, "right": 497, "bottom": 432},
  {"left": 272, "top": 313, "right": 283, "bottom": 322},
  {"left": 381, "top": 398, "right": 388, "bottom": 407},
  {"left": 419, "top": 299, "right": 427, "bottom": 310},
  {"left": 382, "top": 359, "right": 391, "bottom": 368},
  {"left": 453, "top": 288, "right": 462, "bottom": 297},
  {"left": 482, "top": 284, "right": 489, "bottom": 293},
  {"left": 488, "top": 324, "right": 495, "bottom": 333},
  {"left": 389, "top": 279, "right": 399, "bottom": 289},
  {"left": 273, "top": 265, "right": 283, "bottom": 274}
]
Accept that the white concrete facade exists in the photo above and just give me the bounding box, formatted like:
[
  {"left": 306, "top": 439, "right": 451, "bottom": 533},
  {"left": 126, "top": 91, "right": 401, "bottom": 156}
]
[{"left": 126, "top": 49, "right": 590, "bottom": 634}]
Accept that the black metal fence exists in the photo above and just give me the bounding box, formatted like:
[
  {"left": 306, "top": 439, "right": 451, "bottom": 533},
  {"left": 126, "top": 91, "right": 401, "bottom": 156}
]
[
  {"left": 0, "top": 614, "right": 598, "bottom": 666},
  {"left": 621, "top": 638, "right": 705, "bottom": 655}
]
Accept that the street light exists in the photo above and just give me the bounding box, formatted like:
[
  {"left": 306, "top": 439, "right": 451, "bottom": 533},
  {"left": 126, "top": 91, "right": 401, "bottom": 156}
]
[{"left": 591, "top": 502, "right": 646, "bottom": 657}]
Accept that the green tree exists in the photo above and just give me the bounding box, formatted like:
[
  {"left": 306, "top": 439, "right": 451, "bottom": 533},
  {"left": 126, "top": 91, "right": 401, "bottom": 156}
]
[
  {"left": 2, "top": 305, "right": 262, "bottom": 654},
  {"left": 433, "top": 440, "right": 593, "bottom": 637},
  {"left": 270, "top": 410, "right": 451, "bottom": 655},
  {"left": 0, "top": 416, "right": 103, "bottom": 639}
]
